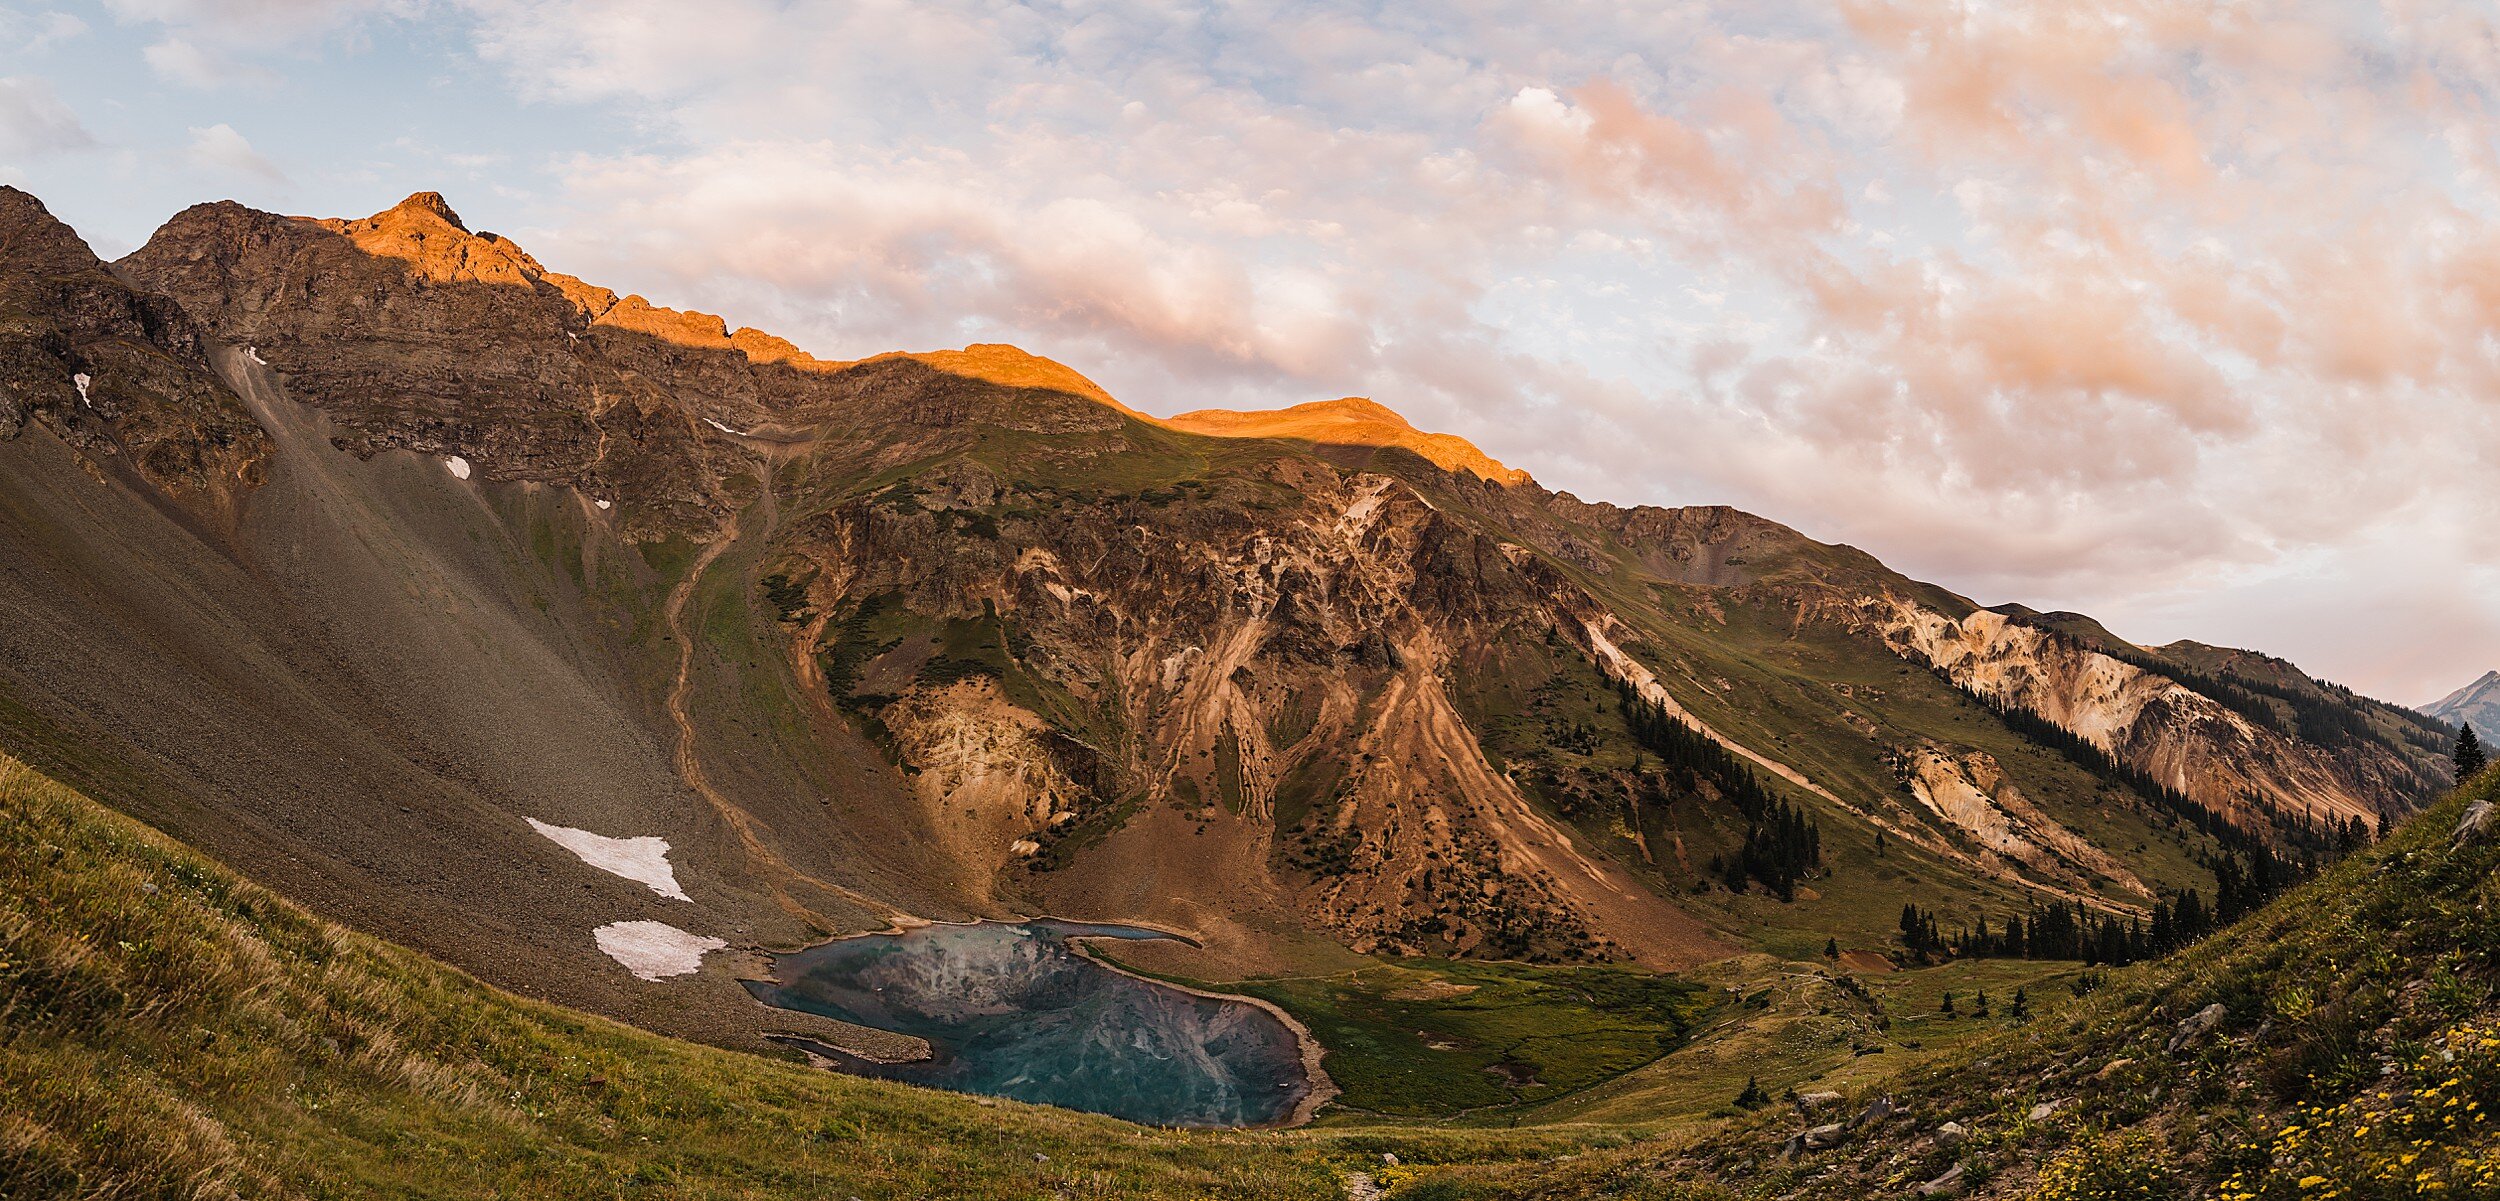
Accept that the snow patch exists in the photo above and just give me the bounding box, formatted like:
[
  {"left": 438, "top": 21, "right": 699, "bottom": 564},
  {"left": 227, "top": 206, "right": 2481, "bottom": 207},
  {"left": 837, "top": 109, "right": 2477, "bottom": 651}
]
[
  {"left": 244, "top": 346, "right": 267, "bottom": 366},
  {"left": 72, "top": 373, "right": 90, "bottom": 406},
  {"left": 594, "top": 921, "right": 725, "bottom": 981},
  {"left": 528, "top": 817, "right": 691, "bottom": 900},
  {"left": 594, "top": 498, "right": 613, "bottom": 511},
  {"left": 703, "top": 417, "right": 750, "bottom": 437},
  {"left": 444, "top": 455, "right": 472, "bottom": 480}
]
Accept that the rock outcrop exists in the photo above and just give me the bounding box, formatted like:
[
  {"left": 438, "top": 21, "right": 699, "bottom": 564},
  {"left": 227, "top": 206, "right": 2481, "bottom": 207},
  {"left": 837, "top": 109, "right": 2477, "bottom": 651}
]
[{"left": 0, "top": 186, "right": 264, "bottom": 515}]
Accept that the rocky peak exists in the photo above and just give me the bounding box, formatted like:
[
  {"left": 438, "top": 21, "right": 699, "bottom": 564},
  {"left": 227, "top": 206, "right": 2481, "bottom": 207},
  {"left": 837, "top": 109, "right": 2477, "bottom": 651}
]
[
  {"left": 0, "top": 186, "right": 110, "bottom": 276},
  {"left": 0, "top": 188, "right": 265, "bottom": 503},
  {"left": 384, "top": 190, "right": 468, "bottom": 233}
]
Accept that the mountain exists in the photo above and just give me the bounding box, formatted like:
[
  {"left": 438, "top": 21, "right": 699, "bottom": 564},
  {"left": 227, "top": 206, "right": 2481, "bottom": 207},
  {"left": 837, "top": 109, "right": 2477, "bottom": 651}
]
[
  {"left": 0, "top": 186, "right": 2453, "bottom": 1073},
  {"left": 2423, "top": 670, "right": 2500, "bottom": 741}
]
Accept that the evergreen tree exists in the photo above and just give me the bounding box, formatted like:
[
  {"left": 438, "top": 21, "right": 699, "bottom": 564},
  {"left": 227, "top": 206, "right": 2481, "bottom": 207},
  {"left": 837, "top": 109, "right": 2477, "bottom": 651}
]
[
  {"left": 1824, "top": 936, "right": 1840, "bottom": 959},
  {"left": 1940, "top": 990, "right": 1957, "bottom": 1017},
  {"left": 1733, "top": 1076, "right": 1771, "bottom": 1110},
  {"left": 2458, "top": 724, "right": 2488, "bottom": 785},
  {"left": 1619, "top": 686, "right": 1821, "bottom": 899},
  {"left": 2010, "top": 986, "right": 2030, "bottom": 1021}
]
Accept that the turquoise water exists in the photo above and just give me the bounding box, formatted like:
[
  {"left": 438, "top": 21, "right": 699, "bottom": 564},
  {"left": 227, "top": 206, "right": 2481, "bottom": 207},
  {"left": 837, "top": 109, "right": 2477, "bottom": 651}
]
[{"left": 746, "top": 920, "right": 1312, "bottom": 1127}]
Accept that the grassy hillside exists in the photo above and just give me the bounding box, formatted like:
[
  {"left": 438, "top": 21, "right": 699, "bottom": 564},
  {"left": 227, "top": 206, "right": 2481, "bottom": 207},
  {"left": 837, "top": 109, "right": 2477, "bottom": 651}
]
[
  {"left": 0, "top": 754, "right": 1626, "bottom": 1200},
  {"left": 1395, "top": 768, "right": 2500, "bottom": 1199}
]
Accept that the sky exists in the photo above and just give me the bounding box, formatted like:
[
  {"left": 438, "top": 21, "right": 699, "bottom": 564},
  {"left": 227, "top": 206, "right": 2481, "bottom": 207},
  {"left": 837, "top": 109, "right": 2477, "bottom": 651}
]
[{"left": 3, "top": 1, "right": 2498, "bottom": 707}]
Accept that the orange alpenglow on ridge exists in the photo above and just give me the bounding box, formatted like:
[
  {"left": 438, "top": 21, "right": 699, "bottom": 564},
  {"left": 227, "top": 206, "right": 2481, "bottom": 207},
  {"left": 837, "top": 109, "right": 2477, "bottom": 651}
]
[
  {"left": 310, "top": 192, "right": 1523, "bottom": 484},
  {"left": 1160, "top": 397, "right": 1532, "bottom": 486},
  {"left": 862, "top": 344, "right": 1146, "bottom": 416}
]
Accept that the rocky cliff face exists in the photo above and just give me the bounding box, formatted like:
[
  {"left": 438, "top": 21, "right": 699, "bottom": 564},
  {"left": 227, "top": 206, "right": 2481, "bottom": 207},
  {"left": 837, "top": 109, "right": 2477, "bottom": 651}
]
[
  {"left": 0, "top": 187, "right": 264, "bottom": 519},
  {"left": 1865, "top": 600, "right": 2439, "bottom": 838},
  {"left": 777, "top": 452, "right": 1726, "bottom": 963},
  {"left": 0, "top": 190, "right": 2449, "bottom": 1023}
]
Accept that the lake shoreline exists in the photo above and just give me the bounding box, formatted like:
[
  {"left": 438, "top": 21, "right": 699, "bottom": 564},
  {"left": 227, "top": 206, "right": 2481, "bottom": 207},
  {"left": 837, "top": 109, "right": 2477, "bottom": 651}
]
[
  {"left": 1060, "top": 934, "right": 1342, "bottom": 1129},
  {"left": 744, "top": 917, "right": 1334, "bottom": 1128}
]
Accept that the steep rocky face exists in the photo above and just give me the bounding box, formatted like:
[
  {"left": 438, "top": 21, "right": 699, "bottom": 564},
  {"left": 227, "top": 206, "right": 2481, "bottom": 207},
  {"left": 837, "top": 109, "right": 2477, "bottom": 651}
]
[
  {"left": 1866, "top": 601, "right": 2434, "bottom": 837},
  {"left": 777, "top": 455, "right": 1723, "bottom": 964},
  {"left": 0, "top": 187, "right": 264, "bottom": 516}
]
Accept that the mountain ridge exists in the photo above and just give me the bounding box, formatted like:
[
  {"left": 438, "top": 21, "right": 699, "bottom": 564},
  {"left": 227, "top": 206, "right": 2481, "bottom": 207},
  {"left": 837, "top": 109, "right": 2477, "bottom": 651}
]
[{"left": 0, "top": 184, "right": 2453, "bottom": 1076}]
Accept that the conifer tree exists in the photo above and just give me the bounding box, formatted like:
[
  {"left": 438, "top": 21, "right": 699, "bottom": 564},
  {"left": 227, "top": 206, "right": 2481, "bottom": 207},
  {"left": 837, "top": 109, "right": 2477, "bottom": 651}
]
[{"left": 2459, "top": 724, "right": 2488, "bottom": 785}]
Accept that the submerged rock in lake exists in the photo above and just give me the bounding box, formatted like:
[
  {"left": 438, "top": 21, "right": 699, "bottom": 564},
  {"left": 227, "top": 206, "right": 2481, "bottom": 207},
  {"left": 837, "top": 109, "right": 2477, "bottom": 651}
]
[{"left": 747, "top": 920, "right": 1313, "bottom": 1127}]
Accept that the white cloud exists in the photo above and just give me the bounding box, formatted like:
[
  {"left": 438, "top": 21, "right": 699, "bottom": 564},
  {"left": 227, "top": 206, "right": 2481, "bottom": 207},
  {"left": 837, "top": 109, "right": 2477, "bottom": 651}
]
[
  {"left": 0, "top": 10, "right": 90, "bottom": 54},
  {"left": 0, "top": 77, "right": 94, "bottom": 158},
  {"left": 143, "top": 37, "right": 277, "bottom": 87},
  {"left": 185, "top": 122, "right": 286, "bottom": 183}
]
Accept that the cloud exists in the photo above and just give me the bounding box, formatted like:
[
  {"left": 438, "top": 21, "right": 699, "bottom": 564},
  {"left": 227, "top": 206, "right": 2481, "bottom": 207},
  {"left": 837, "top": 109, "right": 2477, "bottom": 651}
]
[
  {"left": 0, "top": 77, "right": 95, "bottom": 159},
  {"left": 0, "top": 10, "right": 90, "bottom": 54},
  {"left": 185, "top": 122, "right": 286, "bottom": 183},
  {"left": 160, "top": 0, "right": 2489, "bottom": 697},
  {"left": 104, "top": 0, "right": 406, "bottom": 36},
  {"left": 110, "top": 0, "right": 412, "bottom": 86},
  {"left": 143, "top": 37, "right": 281, "bottom": 87}
]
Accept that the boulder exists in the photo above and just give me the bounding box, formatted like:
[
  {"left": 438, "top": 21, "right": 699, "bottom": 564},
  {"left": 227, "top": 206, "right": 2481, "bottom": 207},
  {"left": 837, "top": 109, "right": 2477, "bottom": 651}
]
[
  {"left": 2167, "top": 1002, "right": 2227, "bottom": 1054},
  {"left": 1916, "top": 1163, "right": 1967, "bottom": 1196},
  {"left": 1794, "top": 1090, "right": 1844, "bottom": 1109},
  {"left": 2455, "top": 799, "right": 2493, "bottom": 846}
]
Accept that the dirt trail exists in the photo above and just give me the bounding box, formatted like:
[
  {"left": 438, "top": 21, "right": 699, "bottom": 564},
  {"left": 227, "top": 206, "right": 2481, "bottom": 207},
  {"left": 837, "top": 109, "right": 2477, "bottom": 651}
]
[{"left": 660, "top": 462, "right": 905, "bottom": 929}]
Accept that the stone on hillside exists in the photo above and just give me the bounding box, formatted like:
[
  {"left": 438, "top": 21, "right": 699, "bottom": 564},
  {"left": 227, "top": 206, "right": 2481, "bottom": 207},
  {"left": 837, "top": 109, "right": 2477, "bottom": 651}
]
[
  {"left": 1916, "top": 1163, "right": 1966, "bottom": 1196},
  {"left": 2454, "top": 799, "right": 2493, "bottom": 845},
  {"left": 2168, "top": 1002, "right": 2227, "bottom": 1053},
  {"left": 1935, "top": 1120, "right": 1968, "bottom": 1143},
  {"left": 1794, "top": 1090, "right": 1843, "bottom": 1108}
]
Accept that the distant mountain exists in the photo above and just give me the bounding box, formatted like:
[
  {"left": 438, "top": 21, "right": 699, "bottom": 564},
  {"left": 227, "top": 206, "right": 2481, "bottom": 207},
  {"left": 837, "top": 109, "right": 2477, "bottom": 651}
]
[
  {"left": 2422, "top": 669, "right": 2500, "bottom": 740},
  {"left": 0, "top": 185, "right": 2454, "bottom": 1067}
]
